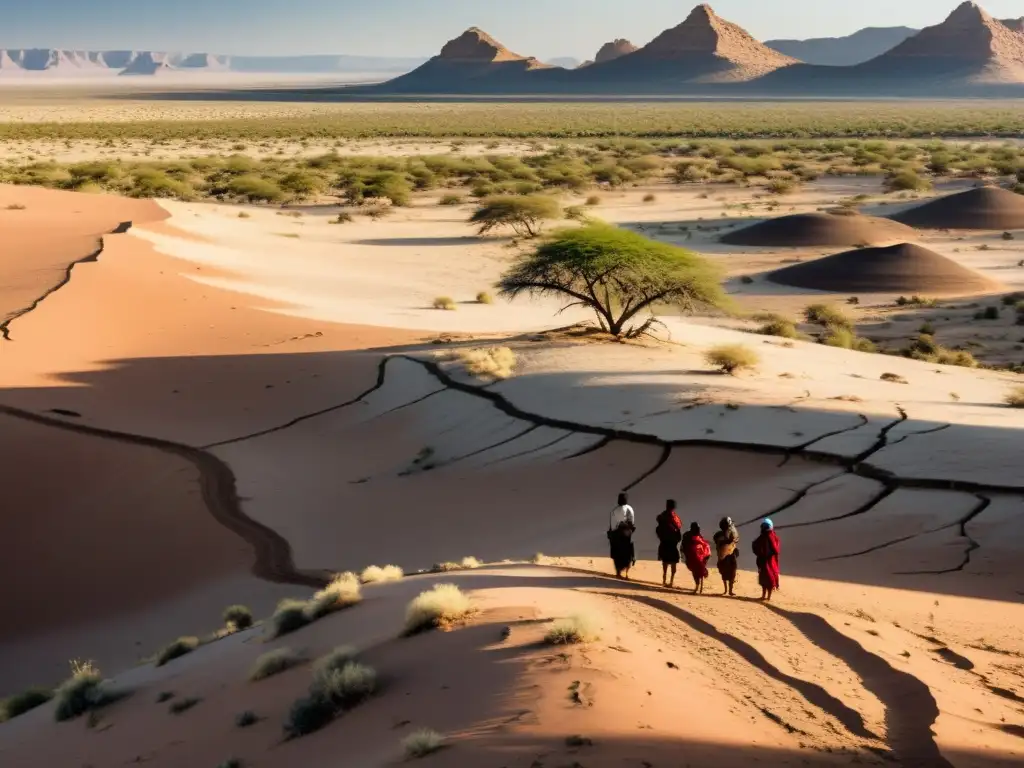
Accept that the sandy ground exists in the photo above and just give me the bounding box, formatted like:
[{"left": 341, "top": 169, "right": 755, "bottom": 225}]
[{"left": 0, "top": 182, "right": 1021, "bottom": 766}]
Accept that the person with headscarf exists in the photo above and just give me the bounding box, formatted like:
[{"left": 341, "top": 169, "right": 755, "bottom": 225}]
[
  {"left": 607, "top": 491, "right": 636, "bottom": 580},
  {"left": 655, "top": 499, "right": 683, "bottom": 587},
  {"left": 713, "top": 516, "right": 740, "bottom": 596},
  {"left": 752, "top": 518, "right": 781, "bottom": 601},
  {"left": 681, "top": 522, "right": 712, "bottom": 594}
]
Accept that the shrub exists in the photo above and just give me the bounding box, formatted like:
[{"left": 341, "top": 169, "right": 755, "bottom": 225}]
[
  {"left": 359, "top": 565, "right": 404, "bottom": 584},
  {"left": 236, "top": 710, "right": 259, "bottom": 728},
  {"left": 585, "top": 195, "right": 601, "bottom": 206},
  {"left": 766, "top": 179, "right": 796, "bottom": 195},
  {"left": 155, "top": 637, "right": 199, "bottom": 667},
  {"left": 284, "top": 692, "right": 335, "bottom": 738},
  {"left": 460, "top": 556, "right": 481, "bottom": 569},
  {"left": 470, "top": 195, "right": 562, "bottom": 237},
  {"left": 544, "top": 614, "right": 601, "bottom": 645},
  {"left": 476, "top": 291, "right": 494, "bottom": 305},
  {"left": 311, "top": 646, "right": 358, "bottom": 682},
  {"left": 308, "top": 573, "right": 362, "bottom": 618},
  {"left": 1, "top": 688, "right": 53, "bottom": 722},
  {"left": 54, "top": 662, "right": 112, "bottom": 722},
  {"left": 5, "top": 202, "right": 27, "bottom": 210},
  {"left": 884, "top": 170, "right": 931, "bottom": 193},
  {"left": 403, "top": 729, "right": 446, "bottom": 759},
  {"left": 881, "top": 372, "right": 908, "bottom": 384},
  {"left": 170, "top": 697, "right": 201, "bottom": 714},
  {"left": 975, "top": 306, "right": 1001, "bottom": 320},
  {"left": 804, "top": 303, "right": 853, "bottom": 330},
  {"left": 250, "top": 648, "right": 305, "bottom": 681},
  {"left": 643, "top": 193, "right": 657, "bottom": 203},
  {"left": 224, "top": 605, "right": 253, "bottom": 632},
  {"left": 156, "top": 691, "right": 174, "bottom": 703},
  {"left": 457, "top": 346, "right": 517, "bottom": 380},
  {"left": 332, "top": 212, "right": 354, "bottom": 224},
  {"left": 937, "top": 349, "right": 977, "bottom": 368},
  {"left": 1006, "top": 386, "right": 1024, "bottom": 408},
  {"left": 270, "top": 599, "right": 312, "bottom": 638},
  {"left": 237, "top": 211, "right": 251, "bottom": 219},
  {"left": 227, "top": 175, "right": 284, "bottom": 203},
  {"left": 757, "top": 315, "right": 799, "bottom": 339},
  {"left": 315, "top": 662, "right": 376, "bottom": 709},
  {"left": 1001, "top": 293, "right": 1024, "bottom": 307},
  {"left": 433, "top": 296, "right": 457, "bottom": 311},
  {"left": 821, "top": 326, "right": 876, "bottom": 352},
  {"left": 439, "top": 194, "right": 463, "bottom": 206},
  {"left": 704, "top": 344, "right": 759, "bottom": 375},
  {"left": 403, "top": 584, "right": 472, "bottom": 636}
]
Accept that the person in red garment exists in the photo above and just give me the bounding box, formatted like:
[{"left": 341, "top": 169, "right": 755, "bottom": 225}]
[
  {"left": 752, "top": 518, "right": 781, "bottom": 601},
  {"left": 681, "top": 522, "right": 712, "bottom": 594},
  {"left": 655, "top": 499, "right": 683, "bottom": 588}
]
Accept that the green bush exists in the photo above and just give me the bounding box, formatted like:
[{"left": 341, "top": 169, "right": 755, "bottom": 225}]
[
  {"left": 439, "top": 194, "right": 463, "bottom": 206},
  {"left": 227, "top": 175, "right": 284, "bottom": 203},
  {"left": 884, "top": 170, "right": 931, "bottom": 192},
  {"left": 704, "top": 344, "right": 759, "bottom": 375},
  {"left": 804, "top": 303, "right": 853, "bottom": 330},
  {"left": 1, "top": 688, "right": 53, "bottom": 722},
  {"left": 155, "top": 637, "right": 199, "bottom": 667},
  {"left": 756, "top": 315, "right": 799, "bottom": 339},
  {"left": 470, "top": 195, "right": 562, "bottom": 237},
  {"left": 821, "top": 326, "right": 876, "bottom": 352},
  {"left": 224, "top": 605, "right": 253, "bottom": 631}
]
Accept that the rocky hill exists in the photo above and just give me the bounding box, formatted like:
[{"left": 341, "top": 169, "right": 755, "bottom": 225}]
[{"left": 765, "top": 27, "right": 918, "bottom": 66}]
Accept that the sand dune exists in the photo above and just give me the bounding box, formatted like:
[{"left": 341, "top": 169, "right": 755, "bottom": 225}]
[
  {"left": 890, "top": 185, "right": 1024, "bottom": 230},
  {"left": 719, "top": 210, "right": 917, "bottom": 248}
]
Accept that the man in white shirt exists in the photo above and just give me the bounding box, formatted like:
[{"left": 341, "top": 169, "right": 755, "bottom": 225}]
[{"left": 608, "top": 492, "right": 636, "bottom": 579}]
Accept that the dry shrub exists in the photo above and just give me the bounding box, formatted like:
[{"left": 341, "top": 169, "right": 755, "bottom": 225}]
[
  {"left": 53, "top": 661, "right": 119, "bottom": 722},
  {"left": 284, "top": 658, "right": 376, "bottom": 739},
  {"left": 403, "top": 584, "right": 472, "bottom": 636},
  {"left": 155, "top": 637, "right": 199, "bottom": 667},
  {"left": 433, "top": 296, "right": 457, "bottom": 311},
  {"left": 756, "top": 314, "right": 799, "bottom": 339},
  {"left": 704, "top": 344, "right": 759, "bottom": 375},
  {"left": 544, "top": 614, "right": 601, "bottom": 645},
  {"left": 881, "top": 372, "right": 908, "bottom": 384},
  {"left": 476, "top": 291, "right": 494, "bottom": 305},
  {"left": 359, "top": 564, "right": 404, "bottom": 584},
  {"left": 250, "top": 648, "right": 305, "bottom": 682},
  {"left": 223, "top": 605, "right": 253, "bottom": 632},
  {"left": 804, "top": 303, "right": 853, "bottom": 330},
  {"left": 457, "top": 346, "right": 517, "bottom": 380},
  {"left": 1, "top": 688, "right": 53, "bottom": 722},
  {"left": 311, "top": 646, "right": 358, "bottom": 682},
  {"left": 271, "top": 599, "right": 312, "bottom": 638},
  {"left": 460, "top": 556, "right": 481, "bottom": 569},
  {"left": 1006, "top": 386, "right": 1024, "bottom": 408},
  {"left": 309, "top": 572, "right": 362, "bottom": 617},
  {"left": 403, "top": 728, "right": 446, "bottom": 759}
]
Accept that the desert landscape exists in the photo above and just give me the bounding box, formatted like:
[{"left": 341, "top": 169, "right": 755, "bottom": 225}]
[{"left": 1, "top": 2, "right": 1023, "bottom": 767}]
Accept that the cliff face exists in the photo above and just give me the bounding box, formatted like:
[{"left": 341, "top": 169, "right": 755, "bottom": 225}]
[{"left": 594, "top": 39, "right": 638, "bottom": 64}]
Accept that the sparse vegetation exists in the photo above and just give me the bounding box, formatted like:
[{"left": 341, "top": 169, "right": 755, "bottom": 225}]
[
  {"left": 457, "top": 346, "right": 517, "bottom": 380},
  {"left": 155, "top": 636, "right": 200, "bottom": 667},
  {"left": 902, "top": 334, "right": 978, "bottom": 368},
  {"left": 499, "top": 224, "right": 727, "bottom": 338},
  {"left": 881, "top": 372, "right": 909, "bottom": 384},
  {"left": 170, "top": 697, "right": 202, "bottom": 715},
  {"left": 884, "top": 170, "right": 931, "bottom": 193},
  {"left": 433, "top": 296, "right": 457, "bottom": 311},
  {"left": 470, "top": 195, "right": 562, "bottom": 237},
  {"left": 403, "top": 584, "right": 472, "bottom": 636},
  {"left": 756, "top": 314, "right": 800, "bottom": 339},
  {"left": 270, "top": 598, "right": 313, "bottom": 638},
  {"left": 1006, "top": 386, "right": 1024, "bottom": 408},
  {"left": 284, "top": 692, "right": 335, "bottom": 738},
  {"left": 460, "top": 556, "right": 481, "bottom": 569},
  {"left": 643, "top": 193, "right": 657, "bottom": 203},
  {"left": 311, "top": 646, "right": 358, "bottom": 682},
  {"left": 54, "top": 661, "right": 117, "bottom": 722},
  {"left": 439, "top": 193, "right": 463, "bottom": 206},
  {"left": 223, "top": 605, "right": 253, "bottom": 632},
  {"left": 475, "top": 291, "right": 493, "bottom": 305},
  {"left": 704, "top": 344, "right": 759, "bottom": 375},
  {"left": 308, "top": 572, "right": 362, "bottom": 617},
  {"left": 403, "top": 728, "right": 446, "bottom": 759},
  {"left": 359, "top": 564, "right": 404, "bottom": 584},
  {"left": 284, "top": 658, "right": 377, "bottom": 739},
  {"left": 804, "top": 303, "right": 853, "bottom": 330},
  {"left": 1, "top": 688, "right": 53, "bottom": 722},
  {"left": 974, "top": 306, "right": 1001, "bottom": 321},
  {"left": 544, "top": 614, "right": 601, "bottom": 645},
  {"left": 585, "top": 195, "right": 601, "bottom": 206},
  {"left": 332, "top": 211, "right": 354, "bottom": 224},
  {"left": 250, "top": 648, "right": 305, "bottom": 682},
  {"left": 236, "top": 710, "right": 259, "bottom": 728},
  {"left": 821, "top": 326, "right": 876, "bottom": 353}
]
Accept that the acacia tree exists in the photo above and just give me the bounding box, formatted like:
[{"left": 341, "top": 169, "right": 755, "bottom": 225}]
[
  {"left": 497, "top": 224, "right": 728, "bottom": 337},
  {"left": 469, "top": 195, "right": 562, "bottom": 238}
]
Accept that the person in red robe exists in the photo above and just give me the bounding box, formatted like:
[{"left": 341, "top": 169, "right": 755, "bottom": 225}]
[
  {"left": 655, "top": 499, "right": 683, "bottom": 588},
  {"left": 681, "top": 522, "right": 712, "bottom": 594},
  {"left": 752, "top": 518, "right": 781, "bottom": 601}
]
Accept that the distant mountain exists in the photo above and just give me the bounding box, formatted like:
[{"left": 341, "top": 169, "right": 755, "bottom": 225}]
[
  {"left": 1001, "top": 18, "right": 1024, "bottom": 32},
  {"left": 594, "top": 39, "right": 638, "bottom": 64},
  {"left": 545, "top": 57, "right": 582, "bottom": 69},
  {"left": 0, "top": 48, "right": 425, "bottom": 76},
  {"left": 765, "top": 27, "right": 919, "bottom": 66}
]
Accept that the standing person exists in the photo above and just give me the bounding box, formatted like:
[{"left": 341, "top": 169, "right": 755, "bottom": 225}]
[
  {"left": 681, "top": 522, "right": 712, "bottom": 594},
  {"left": 713, "top": 517, "right": 740, "bottom": 596},
  {"left": 607, "top": 492, "right": 636, "bottom": 580},
  {"left": 655, "top": 500, "right": 683, "bottom": 588},
  {"left": 752, "top": 518, "right": 781, "bottom": 601}
]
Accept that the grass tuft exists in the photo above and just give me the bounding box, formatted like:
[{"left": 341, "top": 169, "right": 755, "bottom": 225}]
[
  {"left": 169, "top": 697, "right": 201, "bottom": 715},
  {"left": 475, "top": 291, "right": 494, "bottom": 305},
  {"left": 223, "top": 605, "right": 253, "bottom": 632},
  {"left": 704, "top": 344, "right": 759, "bottom": 375},
  {"left": 433, "top": 296, "right": 457, "bottom": 311},
  {"left": 360, "top": 564, "right": 404, "bottom": 584},
  {"left": 544, "top": 614, "right": 601, "bottom": 645},
  {"left": 235, "top": 710, "right": 259, "bottom": 728},
  {"left": 403, "top": 728, "right": 446, "bottom": 759},
  {"left": 403, "top": 585, "right": 472, "bottom": 636},
  {"left": 155, "top": 637, "right": 200, "bottom": 667},
  {"left": 1005, "top": 386, "right": 1024, "bottom": 408},
  {"left": 249, "top": 648, "right": 306, "bottom": 681},
  {"left": 1, "top": 688, "right": 53, "bottom": 722},
  {"left": 457, "top": 346, "right": 517, "bottom": 380}
]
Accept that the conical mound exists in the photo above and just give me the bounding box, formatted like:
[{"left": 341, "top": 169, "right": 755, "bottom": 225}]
[
  {"left": 720, "top": 211, "right": 916, "bottom": 247},
  {"left": 890, "top": 186, "right": 1024, "bottom": 230},
  {"left": 769, "top": 242, "right": 999, "bottom": 294}
]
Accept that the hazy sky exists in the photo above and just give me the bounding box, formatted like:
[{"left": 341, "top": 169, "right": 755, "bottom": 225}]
[{"left": 3, "top": 0, "right": 1022, "bottom": 58}]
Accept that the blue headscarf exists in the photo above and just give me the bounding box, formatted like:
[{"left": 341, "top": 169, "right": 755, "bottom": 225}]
[{"left": 762, "top": 518, "right": 774, "bottom": 531}]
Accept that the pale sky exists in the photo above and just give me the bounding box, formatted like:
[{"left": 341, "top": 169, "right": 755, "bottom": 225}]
[{"left": 2, "top": 0, "right": 1021, "bottom": 58}]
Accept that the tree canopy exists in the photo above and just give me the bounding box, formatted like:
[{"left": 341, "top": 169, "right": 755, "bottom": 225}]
[
  {"left": 497, "top": 223, "right": 728, "bottom": 337},
  {"left": 469, "top": 195, "right": 562, "bottom": 237}
]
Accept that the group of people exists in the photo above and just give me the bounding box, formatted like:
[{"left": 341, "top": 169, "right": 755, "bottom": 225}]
[{"left": 607, "top": 492, "right": 782, "bottom": 600}]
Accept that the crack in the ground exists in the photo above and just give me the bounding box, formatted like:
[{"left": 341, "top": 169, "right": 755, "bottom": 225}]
[
  {"left": 818, "top": 493, "right": 990, "bottom": 563},
  {"left": 1, "top": 221, "right": 132, "bottom": 342},
  {"left": 848, "top": 407, "right": 908, "bottom": 466},
  {"left": 480, "top": 431, "right": 574, "bottom": 468},
  {"left": 778, "top": 484, "right": 898, "bottom": 531},
  {"left": 738, "top": 471, "right": 849, "bottom": 528},
  {"left": 624, "top": 445, "right": 672, "bottom": 492},
  {"left": 885, "top": 423, "right": 953, "bottom": 449},
  {"left": 0, "top": 403, "right": 327, "bottom": 589},
  {"left": 368, "top": 388, "right": 446, "bottom": 419},
  {"left": 894, "top": 494, "right": 991, "bottom": 576},
  {"left": 435, "top": 424, "right": 541, "bottom": 468},
  {"left": 201, "top": 357, "right": 391, "bottom": 450}
]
